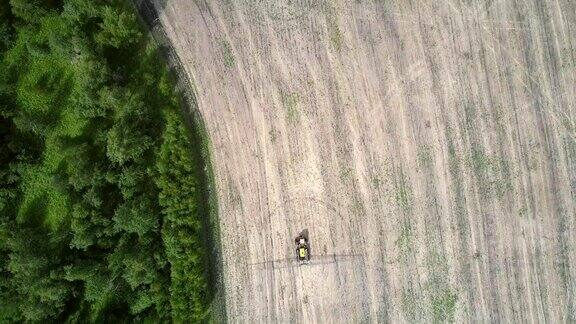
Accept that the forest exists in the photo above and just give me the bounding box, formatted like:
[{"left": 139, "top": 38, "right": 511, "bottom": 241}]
[{"left": 0, "top": 0, "right": 212, "bottom": 321}]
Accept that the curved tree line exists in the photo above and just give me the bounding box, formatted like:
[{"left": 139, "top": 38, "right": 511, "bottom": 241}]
[{"left": 0, "top": 0, "right": 212, "bottom": 321}]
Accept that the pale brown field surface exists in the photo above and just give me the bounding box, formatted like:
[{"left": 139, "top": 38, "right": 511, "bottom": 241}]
[{"left": 145, "top": 0, "right": 575, "bottom": 322}]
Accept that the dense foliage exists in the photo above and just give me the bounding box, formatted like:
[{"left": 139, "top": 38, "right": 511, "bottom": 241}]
[
  {"left": 157, "top": 109, "right": 210, "bottom": 321},
  {"left": 0, "top": 0, "right": 212, "bottom": 322}
]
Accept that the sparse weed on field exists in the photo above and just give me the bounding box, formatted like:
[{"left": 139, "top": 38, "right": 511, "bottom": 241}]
[
  {"left": 518, "top": 206, "right": 528, "bottom": 217},
  {"left": 280, "top": 91, "right": 300, "bottom": 123},
  {"left": 425, "top": 250, "right": 458, "bottom": 323},
  {"left": 401, "top": 286, "right": 421, "bottom": 322},
  {"left": 468, "top": 145, "right": 513, "bottom": 200},
  {"left": 268, "top": 128, "right": 278, "bottom": 143},
  {"left": 526, "top": 138, "right": 541, "bottom": 171},
  {"left": 469, "top": 146, "right": 491, "bottom": 174},
  {"left": 340, "top": 166, "right": 353, "bottom": 182},
  {"left": 227, "top": 179, "right": 242, "bottom": 209},
  {"left": 444, "top": 125, "right": 474, "bottom": 247},
  {"left": 371, "top": 175, "right": 383, "bottom": 189},
  {"left": 371, "top": 166, "right": 392, "bottom": 193},
  {"left": 395, "top": 219, "right": 413, "bottom": 262},
  {"left": 350, "top": 196, "right": 364, "bottom": 215},
  {"left": 417, "top": 144, "right": 433, "bottom": 169},
  {"left": 425, "top": 250, "right": 448, "bottom": 289},
  {"left": 463, "top": 103, "right": 477, "bottom": 128},
  {"left": 394, "top": 170, "right": 412, "bottom": 213},
  {"left": 221, "top": 39, "right": 235, "bottom": 68},
  {"left": 431, "top": 289, "right": 458, "bottom": 323},
  {"left": 324, "top": 2, "right": 343, "bottom": 52},
  {"left": 328, "top": 20, "right": 343, "bottom": 52}
]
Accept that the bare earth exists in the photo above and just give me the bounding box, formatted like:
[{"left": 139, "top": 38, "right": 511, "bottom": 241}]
[{"left": 150, "top": 0, "right": 575, "bottom": 322}]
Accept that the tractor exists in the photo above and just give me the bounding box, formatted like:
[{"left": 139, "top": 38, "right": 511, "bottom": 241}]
[{"left": 295, "top": 233, "right": 310, "bottom": 265}]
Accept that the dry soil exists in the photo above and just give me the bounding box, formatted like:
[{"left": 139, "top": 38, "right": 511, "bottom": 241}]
[{"left": 148, "top": 0, "right": 575, "bottom": 322}]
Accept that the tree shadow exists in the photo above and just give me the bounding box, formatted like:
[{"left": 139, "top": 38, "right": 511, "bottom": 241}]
[{"left": 18, "top": 195, "right": 48, "bottom": 228}]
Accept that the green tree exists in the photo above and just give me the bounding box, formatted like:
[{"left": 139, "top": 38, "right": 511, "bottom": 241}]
[
  {"left": 95, "top": 5, "right": 141, "bottom": 49},
  {"left": 105, "top": 91, "right": 154, "bottom": 165},
  {"left": 0, "top": 1, "right": 15, "bottom": 52},
  {"left": 6, "top": 222, "right": 74, "bottom": 321},
  {"left": 9, "top": 0, "right": 50, "bottom": 23},
  {"left": 113, "top": 195, "right": 159, "bottom": 236}
]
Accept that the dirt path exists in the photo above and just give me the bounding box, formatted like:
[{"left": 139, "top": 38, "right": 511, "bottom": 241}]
[{"left": 147, "top": 0, "right": 575, "bottom": 321}]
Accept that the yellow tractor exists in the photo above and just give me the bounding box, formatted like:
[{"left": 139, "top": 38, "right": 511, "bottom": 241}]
[{"left": 295, "top": 233, "right": 310, "bottom": 265}]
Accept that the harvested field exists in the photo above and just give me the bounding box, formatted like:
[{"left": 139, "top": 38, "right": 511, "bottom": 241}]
[{"left": 144, "top": 0, "right": 576, "bottom": 321}]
